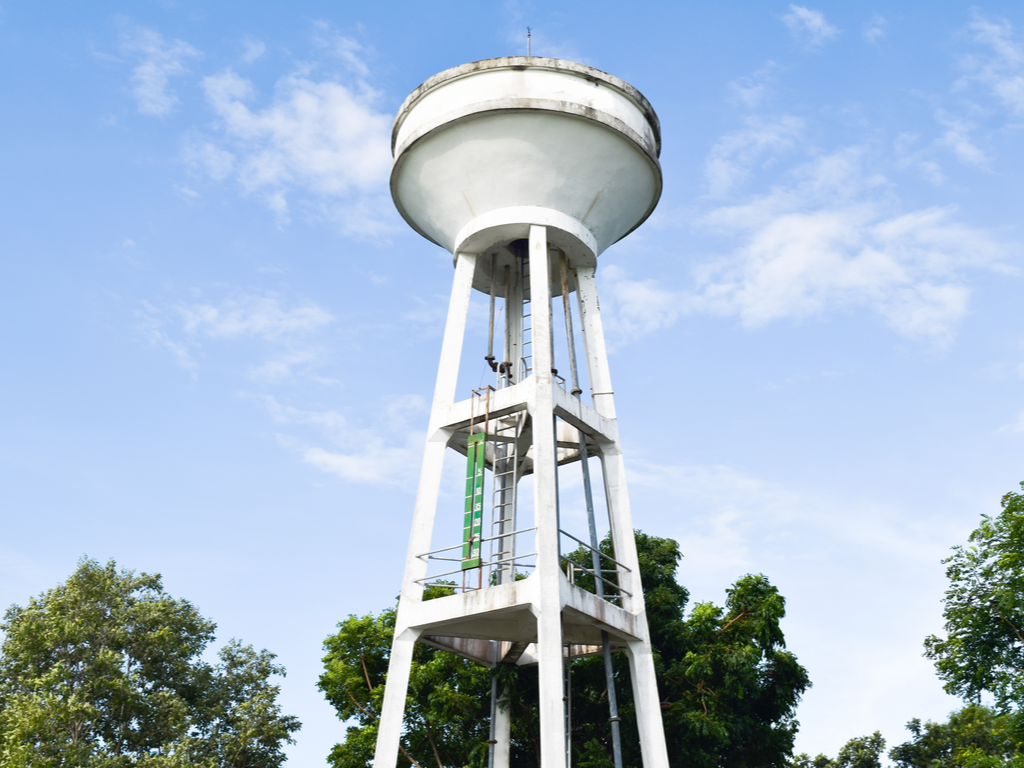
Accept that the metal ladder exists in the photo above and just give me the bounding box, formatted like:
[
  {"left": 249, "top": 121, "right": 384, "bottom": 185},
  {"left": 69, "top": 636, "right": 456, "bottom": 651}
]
[{"left": 488, "top": 411, "right": 525, "bottom": 585}]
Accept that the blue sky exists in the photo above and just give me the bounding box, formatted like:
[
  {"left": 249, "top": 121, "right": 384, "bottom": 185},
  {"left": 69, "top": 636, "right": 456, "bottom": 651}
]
[{"left": 3, "top": 0, "right": 1024, "bottom": 763}]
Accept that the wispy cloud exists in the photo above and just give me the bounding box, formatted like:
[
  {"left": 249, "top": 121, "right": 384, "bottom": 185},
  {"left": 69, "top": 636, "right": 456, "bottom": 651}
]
[
  {"left": 120, "top": 25, "right": 200, "bottom": 117},
  {"left": 704, "top": 115, "right": 804, "bottom": 197},
  {"left": 137, "top": 301, "right": 199, "bottom": 375},
  {"left": 140, "top": 291, "right": 334, "bottom": 378},
  {"left": 601, "top": 265, "right": 688, "bottom": 345},
  {"left": 727, "top": 62, "right": 780, "bottom": 109},
  {"left": 253, "top": 394, "right": 425, "bottom": 488},
  {"left": 312, "top": 20, "right": 371, "bottom": 77},
  {"left": 178, "top": 293, "right": 333, "bottom": 340},
  {"left": 863, "top": 13, "right": 887, "bottom": 44},
  {"left": 193, "top": 63, "right": 393, "bottom": 235},
  {"left": 691, "top": 148, "right": 1009, "bottom": 343},
  {"left": 240, "top": 36, "right": 266, "bottom": 65},
  {"left": 605, "top": 147, "right": 1012, "bottom": 347},
  {"left": 781, "top": 5, "right": 839, "bottom": 50},
  {"left": 959, "top": 12, "right": 1024, "bottom": 116},
  {"left": 627, "top": 460, "right": 960, "bottom": 575},
  {"left": 934, "top": 110, "right": 989, "bottom": 170},
  {"left": 999, "top": 409, "right": 1024, "bottom": 433}
]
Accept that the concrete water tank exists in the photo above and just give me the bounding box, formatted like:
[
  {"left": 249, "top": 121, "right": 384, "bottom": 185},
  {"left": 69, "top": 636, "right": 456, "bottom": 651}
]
[{"left": 390, "top": 56, "right": 662, "bottom": 266}]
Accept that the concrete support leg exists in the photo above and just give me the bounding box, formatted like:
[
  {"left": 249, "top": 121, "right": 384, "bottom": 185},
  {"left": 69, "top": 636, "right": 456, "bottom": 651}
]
[
  {"left": 625, "top": 639, "right": 670, "bottom": 768},
  {"left": 373, "top": 251, "right": 478, "bottom": 767},
  {"left": 528, "top": 225, "right": 568, "bottom": 768},
  {"left": 373, "top": 628, "right": 422, "bottom": 767}
]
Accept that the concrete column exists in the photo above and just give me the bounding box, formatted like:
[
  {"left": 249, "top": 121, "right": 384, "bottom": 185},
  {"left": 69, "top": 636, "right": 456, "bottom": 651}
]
[
  {"left": 625, "top": 639, "right": 670, "bottom": 768},
  {"left": 373, "top": 628, "right": 422, "bottom": 767},
  {"left": 574, "top": 266, "right": 616, "bottom": 420},
  {"left": 397, "top": 250, "right": 477, "bottom": 599},
  {"left": 431, "top": 251, "right": 478, "bottom": 421},
  {"left": 528, "top": 225, "right": 568, "bottom": 768},
  {"left": 375, "top": 252, "right": 477, "bottom": 767},
  {"left": 598, "top": 446, "right": 644, "bottom": 613}
]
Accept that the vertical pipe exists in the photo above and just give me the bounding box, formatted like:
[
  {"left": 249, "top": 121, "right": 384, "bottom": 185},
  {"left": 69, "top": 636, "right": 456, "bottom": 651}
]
[
  {"left": 503, "top": 264, "right": 512, "bottom": 386},
  {"left": 565, "top": 644, "right": 572, "bottom": 767},
  {"left": 558, "top": 253, "right": 582, "bottom": 396},
  {"left": 488, "top": 663, "right": 498, "bottom": 768},
  {"left": 578, "top": 436, "right": 624, "bottom": 768},
  {"left": 487, "top": 253, "right": 497, "bottom": 373}
]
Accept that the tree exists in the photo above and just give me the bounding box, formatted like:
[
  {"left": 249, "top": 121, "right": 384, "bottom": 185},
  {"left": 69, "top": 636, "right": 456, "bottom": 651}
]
[
  {"left": 925, "top": 482, "right": 1024, "bottom": 714},
  {"left": 319, "top": 532, "right": 810, "bottom": 768},
  {"left": 0, "top": 557, "right": 300, "bottom": 767},
  {"left": 889, "top": 705, "right": 1022, "bottom": 768},
  {"left": 789, "top": 733, "right": 885, "bottom": 768}
]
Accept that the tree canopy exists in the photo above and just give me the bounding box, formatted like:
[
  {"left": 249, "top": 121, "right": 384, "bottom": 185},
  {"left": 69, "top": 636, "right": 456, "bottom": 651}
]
[
  {"left": 0, "top": 557, "right": 300, "bottom": 768},
  {"left": 925, "top": 482, "right": 1024, "bottom": 713},
  {"left": 319, "top": 532, "right": 810, "bottom": 768},
  {"left": 889, "top": 705, "right": 1022, "bottom": 768}
]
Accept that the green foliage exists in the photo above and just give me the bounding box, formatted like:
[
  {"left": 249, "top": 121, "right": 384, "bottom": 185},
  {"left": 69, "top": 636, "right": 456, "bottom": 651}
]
[
  {"left": 318, "top": 584, "right": 493, "bottom": 768},
  {"left": 889, "top": 705, "right": 1023, "bottom": 768},
  {"left": 658, "top": 572, "right": 810, "bottom": 768},
  {"left": 0, "top": 557, "right": 300, "bottom": 767},
  {"left": 789, "top": 733, "right": 885, "bottom": 768},
  {"left": 926, "top": 483, "right": 1024, "bottom": 712},
  {"left": 834, "top": 732, "right": 886, "bottom": 768},
  {"left": 321, "top": 533, "right": 810, "bottom": 768}
]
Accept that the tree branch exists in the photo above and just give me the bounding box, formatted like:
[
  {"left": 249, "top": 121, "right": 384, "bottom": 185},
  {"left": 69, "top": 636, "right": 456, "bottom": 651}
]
[
  {"left": 346, "top": 689, "right": 376, "bottom": 723},
  {"left": 361, "top": 653, "right": 375, "bottom": 692},
  {"left": 716, "top": 610, "right": 749, "bottom": 637},
  {"left": 990, "top": 601, "right": 1024, "bottom": 647},
  {"left": 426, "top": 724, "right": 445, "bottom": 768}
]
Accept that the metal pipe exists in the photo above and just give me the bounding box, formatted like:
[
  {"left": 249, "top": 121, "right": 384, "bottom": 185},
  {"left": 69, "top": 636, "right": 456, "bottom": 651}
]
[
  {"left": 503, "top": 264, "right": 513, "bottom": 386},
  {"left": 487, "top": 253, "right": 497, "bottom": 372},
  {"left": 558, "top": 253, "right": 582, "bottom": 396},
  {"left": 565, "top": 643, "right": 572, "bottom": 768}
]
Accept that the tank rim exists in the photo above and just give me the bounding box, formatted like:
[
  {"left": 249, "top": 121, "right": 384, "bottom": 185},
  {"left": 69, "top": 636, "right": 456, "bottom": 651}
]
[{"left": 391, "top": 56, "right": 661, "bottom": 156}]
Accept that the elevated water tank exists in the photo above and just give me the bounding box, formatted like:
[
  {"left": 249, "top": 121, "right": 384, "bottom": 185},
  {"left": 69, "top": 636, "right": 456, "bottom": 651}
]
[{"left": 391, "top": 57, "right": 662, "bottom": 266}]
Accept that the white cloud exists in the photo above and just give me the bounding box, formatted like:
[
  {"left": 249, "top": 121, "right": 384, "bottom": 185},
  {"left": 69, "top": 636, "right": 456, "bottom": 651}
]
[
  {"left": 704, "top": 115, "right": 804, "bottom": 197},
  {"left": 960, "top": 12, "right": 1024, "bottom": 116},
  {"left": 782, "top": 5, "right": 839, "bottom": 50},
  {"left": 120, "top": 25, "right": 200, "bottom": 117},
  {"left": 139, "top": 292, "right": 334, "bottom": 377},
  {"left": 178, "top": 293, "right": 333, "bottom": 341},
  {"left": 312, "top": 21, "right": 370, "bottom": 77},
  {"left": 173, "top": 183, "right": 199, "bottom": 199},
  {"left": 627, "top": 460, "right": 959, "bottom": 574},
  {"left": 610, "top": 147, "right": 1012, "bottom": 346},
  {"left": 863, "top": 13, "right": 887, "bottom": 44},
  {"left": 241, "top": 36, "right": 266, "bottom": 64},
  {"left": 254, "top": 394, "right": 425, "bottom": 488},
  {"left": 600, "top": 265, "right": 688, "bottom": 346},
  {"left": 917, "top": 160, "right": 946, "bottom": 186},
  {"left": 182, "top": 137, "right": 235, "bottom": 179},
  {"left": 934, "top": 110, "right": 989, "bottom": 170},
  {"left": 194, "top": 67, "right": 393, "bottom": 234},
  {"left": 727, "top": 62, "right": 780, "bottom": 109},
  {"left": 691, "top": 148, "right": 1009, "bottom": 343},
  {"left": 137, "top": 302, "right": 199, "bottom": 374},
  {"left": 999, "top": 409, "right": 1024, "bottom": 433}
]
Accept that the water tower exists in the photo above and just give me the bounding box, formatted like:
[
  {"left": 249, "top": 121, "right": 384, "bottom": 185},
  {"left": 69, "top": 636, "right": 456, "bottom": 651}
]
[{"left": 376, "top": 56, "right": 669, "bottom": 768}]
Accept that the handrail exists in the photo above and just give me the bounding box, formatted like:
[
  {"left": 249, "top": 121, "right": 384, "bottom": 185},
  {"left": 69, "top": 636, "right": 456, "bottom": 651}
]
[
  {"left": 416, "top": 527, "right": 538, "bottom": 560},
  {"left": 562, "top": 556, "right": 633, "bottom": 597},
  {"left": 414, "top": 552, "right": 538, "bottom": 585},
  {"left": 557, "top": 529, "right": 632, "bottom": 572}
]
